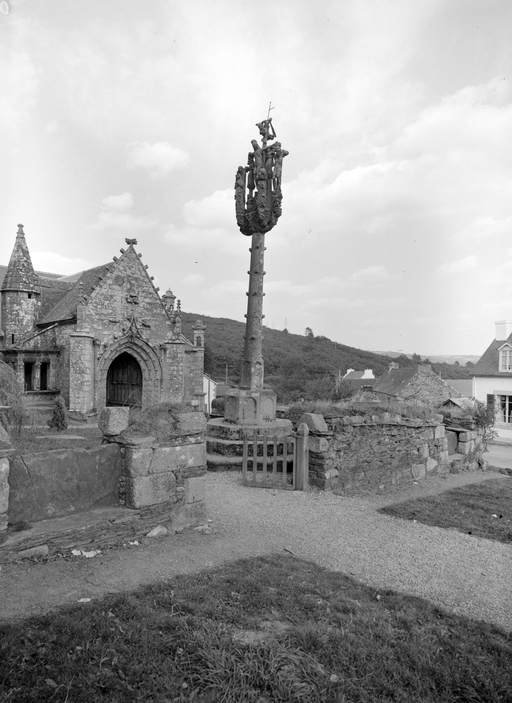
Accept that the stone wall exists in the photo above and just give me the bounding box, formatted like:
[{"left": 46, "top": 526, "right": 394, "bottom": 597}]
[
  {"left": 103, "top": 406, "right": 208, "bottom": 529},
  {"left": 8, "top": 444, "right": 122, "bottom": 524},
  {"left": 302, "top": 412, "right": 485, "bottom": 492},
  {"left": 1, "top": 407, "right": 209, "bottom": 558},
  {"left": 0, "top": 427, "right": 13, "bottom": 533}
]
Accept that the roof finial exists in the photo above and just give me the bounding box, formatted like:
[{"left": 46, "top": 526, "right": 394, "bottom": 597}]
[{"left": 17, "top": 224, "right": 24, "bottom": 235}]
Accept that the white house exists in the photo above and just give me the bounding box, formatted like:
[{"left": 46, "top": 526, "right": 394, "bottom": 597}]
[
  {"left": 203, "top": 374, "right": 217, "bottom": 414},
  {"left": 472, "top": 320, "right": 512, "bottom": 439}
]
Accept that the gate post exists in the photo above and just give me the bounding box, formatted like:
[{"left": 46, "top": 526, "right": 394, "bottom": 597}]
[{"left": 295, "top": 422, "right": 309, "bottom": 491}]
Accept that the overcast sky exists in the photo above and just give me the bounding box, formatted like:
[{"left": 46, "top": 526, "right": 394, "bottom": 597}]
[{"left": 1, "top": 0, "right": 510, "bottom": 356}]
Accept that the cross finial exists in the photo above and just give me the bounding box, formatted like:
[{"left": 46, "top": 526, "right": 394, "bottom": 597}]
[{"left": 267, "top": 101, "right": 275, "bottom": 120}]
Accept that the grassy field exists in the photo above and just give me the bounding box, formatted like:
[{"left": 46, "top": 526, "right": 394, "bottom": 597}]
[
  {"left": 379, "top": 477, "right": 512, "bottom": 545},
  {"left": 1, "top": 554, "right": 511, "bottom": 702}
]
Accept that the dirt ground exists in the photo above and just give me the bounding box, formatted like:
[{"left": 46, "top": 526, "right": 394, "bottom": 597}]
[{"left": 1, "top": 462, "right": 509, "bottom": 626}]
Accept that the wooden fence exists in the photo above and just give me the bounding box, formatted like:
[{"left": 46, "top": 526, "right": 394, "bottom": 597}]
[{"left": 241, "top": 423, "right": 309, "bottom": 491}]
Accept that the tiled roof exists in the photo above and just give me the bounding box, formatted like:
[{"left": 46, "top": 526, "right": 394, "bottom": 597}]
[
  {"left": 372, "top": 367, "right": 417, "bottom": 396},
  {"left": 38, "top": 263, "right": 110, "bottom": 325},
  {"left": 471, "top": 335, "right": 512, "bottom": 377}
]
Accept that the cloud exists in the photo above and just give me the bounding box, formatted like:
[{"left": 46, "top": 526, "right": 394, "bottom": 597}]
[
  {"left": 127, "top": 141, "right": 189, "bottom": 179},
  {"left": 0, "top": 48, "right": 40, "bottom": 139},
  {"left": 89, "top": 192, "right": 158, "bottom": 232},
  {"left": 32, "top": 252, "right": 93, "bottom": 276},
  {"left": 164, "top": 189, "right": 239, "bottom": 252},
  {"left": 438, "top": 256, "right": 478, "bottom": 275},
  {"left": 182, "top": 274, "right": 205, "bottom": 285},
  {"left": 350, "top": 265, "right": 390, "bottom": 282},
  {"left": 101, "top": 193, "right": 133, "bottom": 211}
]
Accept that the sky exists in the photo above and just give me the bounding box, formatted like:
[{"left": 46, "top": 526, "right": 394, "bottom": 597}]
[{"left": 1, "top": 0, "right": 511, "bottom": 356}]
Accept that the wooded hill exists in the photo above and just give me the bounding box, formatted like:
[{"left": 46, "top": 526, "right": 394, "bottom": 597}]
[{"left": 181, "top": 312, "right": 473, "bottom": 403}]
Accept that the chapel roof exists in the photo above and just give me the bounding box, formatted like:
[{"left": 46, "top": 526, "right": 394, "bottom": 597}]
[{"left": 37, "top": 263, "right": 110, "bottom": 325}]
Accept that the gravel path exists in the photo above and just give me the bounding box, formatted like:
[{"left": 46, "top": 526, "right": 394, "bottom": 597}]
[{"left": 1, "top": 470, "right": 511, "bottom": 631}]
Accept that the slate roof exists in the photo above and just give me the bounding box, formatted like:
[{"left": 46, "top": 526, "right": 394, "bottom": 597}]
[
  {"left": 372, "top": 367, "right": 417, "bottom": 396},
  {"left": 344, "top": 370, "right": 371, "bottom": 380},
  {"left": 444, "top": 379, "right": 473, "bottom": 396},
  {"left": 37, "top": 263, "right": 110, "bottom": 325},
  {"left": 345, "top": 378, "right": 377, "bottom": 389},
  {"left": 1, "top": 226, "right": 39, "bottom": 292},
  {"left": 0, "top": 264, "right": 75, "bottom": 319},
  {"left": 471, "top": 335, "right": 512, "bottom": 377}
]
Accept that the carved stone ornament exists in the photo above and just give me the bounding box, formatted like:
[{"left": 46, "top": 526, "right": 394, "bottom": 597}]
[{"left": 234, "top": 118, "right": 289, "bottom": 236}]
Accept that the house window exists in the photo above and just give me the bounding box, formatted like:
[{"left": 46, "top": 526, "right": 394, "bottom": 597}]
[
  {"left": 499, "top": 349, "right": 512, "bottom": 371},
  {"left": 499, "top": 395, "right": 512, "bottom": 423}
]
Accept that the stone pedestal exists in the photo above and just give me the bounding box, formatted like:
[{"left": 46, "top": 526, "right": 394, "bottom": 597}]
[
  {"left": 224, "top": 387, "right": 277, "bottom": 425},
  {"left": 206, "top": 414, "right": 293, "bottom": 471}
]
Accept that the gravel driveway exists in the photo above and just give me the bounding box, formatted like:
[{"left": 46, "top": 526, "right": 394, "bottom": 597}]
[{"left": 2, "top": 469, "right": 511, "bottom": 631}]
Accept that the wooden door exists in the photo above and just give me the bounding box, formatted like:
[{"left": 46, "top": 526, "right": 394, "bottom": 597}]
[{"left": 106, "top": 352, "right": 143, "bottom": 406}]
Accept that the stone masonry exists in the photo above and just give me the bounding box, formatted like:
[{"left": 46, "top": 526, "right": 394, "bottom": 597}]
[
  {"left": 0, "top": 407, "right": 209, "bottom": 560},
  {"left": 300, "top": 412, "right": 486, "bottom": 492}
]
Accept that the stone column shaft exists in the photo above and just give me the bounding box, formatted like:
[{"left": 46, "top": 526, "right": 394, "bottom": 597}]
[{"left": 241, "top": 232, "right": 265, "bottom": 390}]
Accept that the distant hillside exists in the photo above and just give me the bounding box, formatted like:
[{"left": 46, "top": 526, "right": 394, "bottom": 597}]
[
  {"left": 181, "top": 312, "right": 473, "bottom": 401},
  {"left": 374, "top": 351, "right": 480, "bottom": 366}
]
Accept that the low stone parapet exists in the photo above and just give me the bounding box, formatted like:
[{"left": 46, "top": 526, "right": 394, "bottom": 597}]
[{"left": 299, "top": 411, "right": 485, "bottom": 493}]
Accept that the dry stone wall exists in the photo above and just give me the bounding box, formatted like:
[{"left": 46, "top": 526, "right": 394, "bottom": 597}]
[{"left": 301, "top": 412, "right": 486, "bottom": 493}]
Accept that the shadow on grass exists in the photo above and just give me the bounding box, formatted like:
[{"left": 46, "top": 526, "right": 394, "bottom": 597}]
[
  {"left": 379, "top": 477, "right": 512, "bottom": 545},
  {"left": 1, "top": 554, "right": 511, "bottom": 702}
]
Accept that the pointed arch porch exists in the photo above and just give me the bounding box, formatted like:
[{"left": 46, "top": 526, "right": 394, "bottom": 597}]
[{"left": 96, "top": 337, "right": 162, "bottom": 411}]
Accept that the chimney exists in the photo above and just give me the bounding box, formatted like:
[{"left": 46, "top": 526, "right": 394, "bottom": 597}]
[
  {"left": 362, "top": 369, "right": 374, "bottom": 379},
  {"left": 418, "top": 363, "right": 431, "bottom": 375},
  {"left": 495, "top": 321, "right": 512, "bottom": 341},
  {"left": 388, "top": 362, "right": 399, "bottom": 371}
]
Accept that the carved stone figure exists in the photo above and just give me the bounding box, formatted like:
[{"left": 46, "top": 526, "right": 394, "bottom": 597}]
[{"left": 235, "top": 120, "right": 288, "bottom": 236}]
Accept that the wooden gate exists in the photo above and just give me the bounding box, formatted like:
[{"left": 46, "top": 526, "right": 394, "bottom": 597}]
[
  {"left": 106, "top": 352, "right": 143, "bottom": 406},
  {"left": 241, "top": 423, "right": 309, "bottom": 491}
]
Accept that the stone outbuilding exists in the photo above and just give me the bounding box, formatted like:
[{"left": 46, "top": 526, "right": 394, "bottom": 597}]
[
  {"left": 0, "top": 225, "right": 205, "bottom": 414},
  {"left": 372, "top": 363, "right": 462, "bottom": 406}
]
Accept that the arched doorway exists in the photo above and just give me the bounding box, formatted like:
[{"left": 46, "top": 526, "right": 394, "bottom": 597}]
[{"left": 106, "top": 352, "right": 143, "bottom": 406}]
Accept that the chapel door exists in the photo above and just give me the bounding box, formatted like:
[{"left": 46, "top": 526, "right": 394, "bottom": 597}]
[{"left": 106, "top": 352, "right": 143, "bottom": 406}]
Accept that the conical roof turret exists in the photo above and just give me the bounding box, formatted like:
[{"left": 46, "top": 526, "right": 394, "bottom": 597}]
[{"left": 1, "top": 224, "right": 39, "bottom": 292}]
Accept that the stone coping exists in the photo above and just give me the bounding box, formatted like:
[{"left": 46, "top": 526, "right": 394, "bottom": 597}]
[{"left": 324, "top": 414, "right": 444, "bottom": 428}]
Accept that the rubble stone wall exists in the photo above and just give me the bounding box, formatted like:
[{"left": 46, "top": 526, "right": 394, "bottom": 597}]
[{"left": 303, "top": 412, "right": 485, "bottom": 492}]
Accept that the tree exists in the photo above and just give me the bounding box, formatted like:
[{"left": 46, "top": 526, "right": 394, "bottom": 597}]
[{"left": 304, "top": 327, "right": 314, "bottom": 339}]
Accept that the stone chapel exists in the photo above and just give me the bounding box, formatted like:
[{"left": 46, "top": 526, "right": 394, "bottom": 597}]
[{"left": 0, "top": 225, "right": 206, "bottom": 414}]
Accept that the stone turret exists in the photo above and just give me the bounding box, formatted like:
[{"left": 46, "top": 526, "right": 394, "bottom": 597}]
[{"left": 1, "top": 224, "right": 41, "bottom": 347}]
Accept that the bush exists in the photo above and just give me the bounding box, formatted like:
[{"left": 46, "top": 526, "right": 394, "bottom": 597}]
[
  {"left": 47, "top": 396, "right": 68, "bottom": 431},
  {"left": 0, "top": 360, "right": 27, "bottom": 436}
]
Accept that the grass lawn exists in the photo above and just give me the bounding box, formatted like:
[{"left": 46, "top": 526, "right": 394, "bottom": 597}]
[
  {"left": 379, "top": 477, "right": 512, "bottom": 545},
  {"left": 9, "top": 424, "right": 103, "bottom": 455},
  {"left": 1, "top": 554, "right": 511, "bottom": 702}
]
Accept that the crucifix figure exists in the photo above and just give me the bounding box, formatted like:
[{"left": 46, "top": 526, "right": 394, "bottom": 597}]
[{"left": 232, "top": 115, "right": 289, "bottom": 403}]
